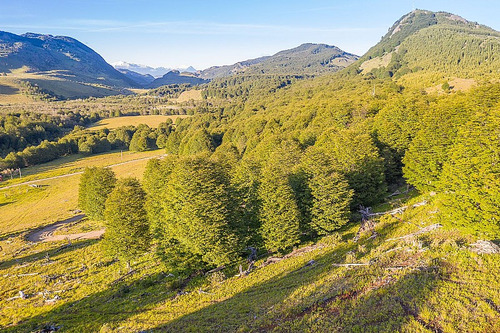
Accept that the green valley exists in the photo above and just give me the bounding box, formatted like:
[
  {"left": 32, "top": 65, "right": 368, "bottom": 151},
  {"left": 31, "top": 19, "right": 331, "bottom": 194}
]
[{"left": 1, "top": 7, "right": 500, "bottom": 333}]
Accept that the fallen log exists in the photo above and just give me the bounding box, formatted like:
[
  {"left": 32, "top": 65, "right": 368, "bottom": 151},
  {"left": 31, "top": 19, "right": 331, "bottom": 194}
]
[
  {"left": 110, "top": 269, "right": 137, "bottom": 285},
  {"left": 205, "top": 265, "right": 225, "bottom": 275},
  {"left": 332, "top": 263, "right": 371, "bottom": 267},
  {"left": 386, "top": 224, "right": 442, "bottom": 242}
]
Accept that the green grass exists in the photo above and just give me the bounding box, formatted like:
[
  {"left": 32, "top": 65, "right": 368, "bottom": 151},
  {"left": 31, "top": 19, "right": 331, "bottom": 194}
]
[
  {"left": 1, "top": 181, "right": 499, "bottom": 332},
  {"left": 0, "top": 149, "right": 165, "bottom": 235}
]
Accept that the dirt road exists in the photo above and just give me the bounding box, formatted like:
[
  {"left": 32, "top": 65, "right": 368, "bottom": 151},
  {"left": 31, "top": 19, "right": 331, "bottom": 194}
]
[{"left": 25, "top": 214, "right": 105, "bottom": 243}]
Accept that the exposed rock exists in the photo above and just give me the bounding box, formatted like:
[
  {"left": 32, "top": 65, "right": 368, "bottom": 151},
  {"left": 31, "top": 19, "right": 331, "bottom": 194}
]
[{"left": 469, "top": 240, "right": 500, "bottom": 254}]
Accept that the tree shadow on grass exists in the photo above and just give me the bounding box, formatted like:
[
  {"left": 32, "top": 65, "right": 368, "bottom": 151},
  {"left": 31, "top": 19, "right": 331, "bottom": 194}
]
[
  {"left": 0, "top": 229, "right": 25, "bottom": 242},
  {"left": 0, "top": 238, "right": 96, "bottom": 270},
  {"left": 2, "top": 220, "right": 466, "bottom": 332},
  {"left": 2, "top": 270, "right": 177, "bottom": 332},
  {"left": 150, "top": 221, "right": 448, "bottom": 332},
  {"left": 150, "top": 261, "right": 444, "bottom": 333}
]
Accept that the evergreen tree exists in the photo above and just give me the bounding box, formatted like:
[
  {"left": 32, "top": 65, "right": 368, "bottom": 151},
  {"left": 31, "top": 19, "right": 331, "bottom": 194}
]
[
  {"left": 103, "top": 178, "right": 151, "bottom": 268},
  {"left": 403, "top": 97, "right": 472, "bottom": 192},
  {"left": 230, "top": 158, "right": 263, "bottom": 248},
  {"left": 164, "top": 131, "right": 181, "bottom": 154},
  {"left": 179, "top": 128, "right": 215, "bottom": 155},
  {"left": 314, "top": 127, "right": 386, "bottom": 207},
  {"left": 258, "top": 160, "right": 301, "bottom": 253},
  {"left": 439, "top": 110, "right": 500, "bottom": 236},
  {"left": 161, "top": 155, "right": 240, "bottom": 267},
  {"left": 78, "top": 167, "right": 116, "bottom": 220},
  {"left": 309, "top": 171, "right": 353, "bottom": 235}
]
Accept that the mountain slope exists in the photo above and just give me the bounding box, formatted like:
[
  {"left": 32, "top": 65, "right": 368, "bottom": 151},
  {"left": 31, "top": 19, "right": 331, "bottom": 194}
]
[
  {"left": 0, "top": 31, "right": 135, "bottom": 87},
  {"left": 354, "top": 10, "right": 500, "bottom": 82},
  {"left": 147, "top": 70, "right": 209, "bottom": 88},
  {"left": 0, "top": 31, "right": 138, "bottom": 101},
  {"left": 117, "top": 68, "right": 155, "bottom": 86},
  {"left": 200, "top": 43, "right": 358, "bottom": 79}
]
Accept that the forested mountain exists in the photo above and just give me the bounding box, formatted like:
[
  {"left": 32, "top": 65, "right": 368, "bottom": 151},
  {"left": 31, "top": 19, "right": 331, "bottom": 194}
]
[
  {"left": 354, "top": 10, "right": 500, "bottom": 81},
  {"left": 200, "top": 43, "right": 358, "bottom": 79},
  {"left": 0, "top": 31, "right": 136, "bottom": 87}
]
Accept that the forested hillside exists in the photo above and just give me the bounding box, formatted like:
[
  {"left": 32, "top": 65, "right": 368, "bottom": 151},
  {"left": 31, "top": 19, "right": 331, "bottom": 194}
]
[
  {"left": 200, "top": 43, "right": 358, "bottom": 79},
  {"left": 355, "top": 10, "right": 500, "bottom": 83},
  {"left": 1, "top": 9, "right": 500, "bottom": 332}
]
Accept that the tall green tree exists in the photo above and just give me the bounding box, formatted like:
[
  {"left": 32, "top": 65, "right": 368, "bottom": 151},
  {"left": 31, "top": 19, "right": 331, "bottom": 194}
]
[
  {"left": 78, "top": 167, "right": 116, "bottom": 220},
  {"left": 258, "top": 159, "right": 301, "bottom": 253},
  {"left": 314, "top": 127, "right": 386, "bottom": 207},
  {"left": 403, "top": 98, "right": 471, "bottom": 192},
  {"left": 159, "top": 155, "right": 240, "bottom": 268},
  {"left": 103, "top": 178, "right": 151, "bottom": 268},
  {"left": 439, "top": 110, "right": 500, "bottom": 236},
  {"left": 309, "top": 171, "right": 353, "bottom": 235},
  {"left": 179, "top": 128, "right": 215, "bottom": 155}
]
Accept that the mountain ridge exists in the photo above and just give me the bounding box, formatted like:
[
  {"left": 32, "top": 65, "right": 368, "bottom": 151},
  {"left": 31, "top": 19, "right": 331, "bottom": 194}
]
[
  {"left": 0, "top": 31, "right": 135, "bottom": 88},
  {"left": 199, "top": 43, "right": 358, "bottom": 79}
]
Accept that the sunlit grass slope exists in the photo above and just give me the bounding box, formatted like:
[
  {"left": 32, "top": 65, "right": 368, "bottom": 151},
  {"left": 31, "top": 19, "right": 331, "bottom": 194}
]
[
  {"left": 89, "top": 115, "right": 190, "bottom": 130},
  {"left": 1, "top": 186, "right": 499, "bottom": 332},
  {"left": 0, "top": 149, "right": 165, "bottom": 235}
]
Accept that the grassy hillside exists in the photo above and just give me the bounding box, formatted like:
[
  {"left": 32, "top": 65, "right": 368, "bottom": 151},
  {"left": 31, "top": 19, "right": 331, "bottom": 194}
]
[
  {"left": 0, "top": 69, "right": 127, "bottom": 103},
  {"left": 0, "top": 149, "right": 165, "bottom": 235},
  {"left": 1, "top": 177, "right": 499, "bottom": 331}
]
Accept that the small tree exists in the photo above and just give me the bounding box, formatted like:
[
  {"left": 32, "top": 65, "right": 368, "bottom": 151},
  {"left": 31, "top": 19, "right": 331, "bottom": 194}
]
[
  {"left": 78, "top": 167, "right": 116, "bottom": 220},
  {"left": 103, "top": 178, "right": 151, "bottom": 269}
]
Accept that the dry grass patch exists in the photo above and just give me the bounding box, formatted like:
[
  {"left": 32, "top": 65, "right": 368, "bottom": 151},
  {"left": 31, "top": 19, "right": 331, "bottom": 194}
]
[
  {"left": 172, "top": 89, "right": 203, "bottom": 103},
  {"left": 360, "top": 52, "right": 394, "bottom": 73},
  {"left": 0, "top": 149, "right": 165, "bottom": 235},
  {"left": 89, "top": 115, "right": 190, "bottom": 130}
]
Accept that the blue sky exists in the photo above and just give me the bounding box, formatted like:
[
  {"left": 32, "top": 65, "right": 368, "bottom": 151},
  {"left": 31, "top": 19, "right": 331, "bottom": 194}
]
[{"left": 1, "top": 0, "right": 499, "bottom": 69}]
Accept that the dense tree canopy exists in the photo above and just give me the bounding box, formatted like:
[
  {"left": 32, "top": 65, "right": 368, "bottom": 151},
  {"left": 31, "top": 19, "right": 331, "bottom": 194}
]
[
  {"left": 439, "top": 109, "right": 500, "bottom": 236},
  {"left": 78, "top": 167, "right": 117, "bottom": 220},
  {"left": 103, "top": 178, "right": 151, "bottom": 266}
]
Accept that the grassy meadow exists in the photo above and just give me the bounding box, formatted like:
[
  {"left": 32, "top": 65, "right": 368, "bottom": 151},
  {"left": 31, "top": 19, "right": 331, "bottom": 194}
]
[
  {"left": 0, "top": 149, "right": 165, "bottom": 236},
  {"left": 88, "top": 115, "right": 190, "bottom": 130}
]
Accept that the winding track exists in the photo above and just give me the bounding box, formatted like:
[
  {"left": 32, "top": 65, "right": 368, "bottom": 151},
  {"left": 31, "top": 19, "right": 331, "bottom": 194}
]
[
  {"left": 6, "top": 154, "right": 166, "bottom": 242},
  {"left": 25, "top": 214, "right": 105, "bottom": 243}
]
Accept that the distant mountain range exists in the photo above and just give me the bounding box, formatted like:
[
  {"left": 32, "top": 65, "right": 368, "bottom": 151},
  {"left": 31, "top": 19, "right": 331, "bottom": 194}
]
[
  {"left": 112, "top": 61, "right": 197, "bottom": 78},
  {"left": 115, "top": 43, "right": 358, "bottom": 87},
  {"left": 1, "top": 9, "right": 495, "bottom": 100}
]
